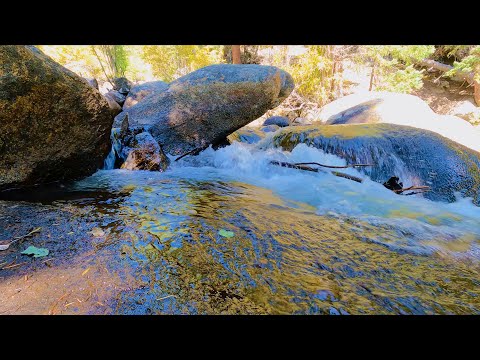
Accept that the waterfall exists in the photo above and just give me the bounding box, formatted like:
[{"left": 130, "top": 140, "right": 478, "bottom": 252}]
[{"left": 103, "top": 128, "right": 122, "bottom": 170}]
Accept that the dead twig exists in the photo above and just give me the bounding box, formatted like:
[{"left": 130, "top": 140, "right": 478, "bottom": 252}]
[
  {"left": 269, "top": 160, "right": 364, "bottom": 183},
  {"left": 175, "top": 145, "right": 209, "bottom": 162},
  {"left": 294, "top": 162, "right": 373, "bottom": 169},
  {"left": 394, "top": 186, "right": 430, "bottom": 194}
]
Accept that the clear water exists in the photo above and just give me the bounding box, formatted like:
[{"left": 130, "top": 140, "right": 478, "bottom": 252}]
[
  {"left": 88, "top": 140, "right": 480, "bottom": 259},
  {"left": 3, "top": 140, "right": 480, "bottom": 314}
]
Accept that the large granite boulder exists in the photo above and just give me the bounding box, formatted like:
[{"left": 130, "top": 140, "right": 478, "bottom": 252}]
[
  {"left": 318, "top": 92, "right": 480, "bottom": 152},
  {"left": 0, "top": 45, "right": 113, "bottom": 190},
  {"left": 272, "top": 123, "right": 480, "bottom": 205},
  {"left": 123, "top": 80, "right": 169, "bottom": 110},
  {"left": 115, "top": 64, "right": 294, "bottom": 155}
]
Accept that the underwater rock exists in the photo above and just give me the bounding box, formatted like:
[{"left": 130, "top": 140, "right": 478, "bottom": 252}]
[{"left": 263, "top": 115, "right": 290, "bottom": 127}]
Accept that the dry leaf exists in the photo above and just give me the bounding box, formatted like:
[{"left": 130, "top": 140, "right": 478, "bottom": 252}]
[
  {"left": 90, "top": 227, "right": 105, "bottom": 237},
  {"left": 0, "top": 243, "right": 10, "bottom": 251}
]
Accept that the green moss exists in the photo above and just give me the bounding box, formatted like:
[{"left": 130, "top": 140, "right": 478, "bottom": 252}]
[{"left": 274, "top": 124, "right": 387, "bottom": 151}]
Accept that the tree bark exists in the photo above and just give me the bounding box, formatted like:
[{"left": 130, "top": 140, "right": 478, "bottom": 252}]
[
  {"left": 369, "top": 61, "right": 375, "bottom": 91},
  {"left": 475, "top": 64, "right": 480, "bottom": 106},
  {"left": 475, "top": 79, "right": 480, "bottom": 106},
  {"left": 232, "top": 45, "right": 241, "bottom": 64}
]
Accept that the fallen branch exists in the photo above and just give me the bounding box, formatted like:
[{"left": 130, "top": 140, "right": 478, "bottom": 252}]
[
  {"left": 269, "top": 160, "right": 364, "bottom": 183},
  {"left": 175, "top": 145, "right": 209, "bottom": 162},
  {"left": 294, "top": 162, "right": 373, "bottom": 169},
  {"left": 418, "top": 59, "right": 474, "bottom": 85},
  {"left": 331, "top": 171, "right": 363, "bottom": 183},
  {"left": 393, "top": 185, "right": 430, "bottom": 194},
  {"left": 0, "top": 227, "right": 42, "bottom": 251}
]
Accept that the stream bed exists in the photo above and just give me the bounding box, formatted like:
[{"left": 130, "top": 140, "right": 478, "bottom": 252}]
[{"left": 1, "top": 142, "right": 480, "bottom": 314}]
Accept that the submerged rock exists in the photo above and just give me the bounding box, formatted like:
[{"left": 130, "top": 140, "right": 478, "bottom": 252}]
[
  {"left": 0, "top": 45, "right": 113, "bottom": 191},
  {"left": 117, "top": 64, "right": 294, "bottom": 155},
  {"left": 123, "top": 80, "right": 169, "bottom": 110},
  {"left": 261, "top": 124, "right": 280, "bottom": 133},
  {"left": 272, "top": 123, "right": 480, "bottom": 204},
  {"left": 263, "top": 115, "right": 290, "bottom": 127}
]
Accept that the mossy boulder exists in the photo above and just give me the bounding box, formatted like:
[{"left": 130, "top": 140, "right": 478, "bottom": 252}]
[{"left": 272, "top": 123, "right": 480, "bottom": 205}]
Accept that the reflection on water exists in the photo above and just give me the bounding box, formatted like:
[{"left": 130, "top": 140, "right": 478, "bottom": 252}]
[
  {"left": 71, "top": 168, "right": 480, "bottom": 314},
  {"left": 2, "top": 141, "right": 480, "bottom": 314}
]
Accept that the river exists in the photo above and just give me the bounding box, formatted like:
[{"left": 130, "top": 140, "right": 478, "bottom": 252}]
[{"left": 1, "top": 140, "right": 480, "bottom": 314}]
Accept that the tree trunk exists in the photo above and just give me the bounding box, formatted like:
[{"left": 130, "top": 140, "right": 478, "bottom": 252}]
[
  {"left": 474, "top": 79, "right": 480, "bottom": 106},
  {"left": 475, "top": 65, "right": 480, "bottom": 106},
  {"left": 232, "top": 45, "right": 241, "bottom": 64},
  {"left": 369, "top": 61, "right": 375, "bottom": 91},
  {"left": 419, "top": 59, "right": 474, "bottom": 84}
]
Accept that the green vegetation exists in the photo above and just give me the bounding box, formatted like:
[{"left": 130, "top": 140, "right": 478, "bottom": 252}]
[{"left": 38, "top": 45, "right": 479, "bottom": 109}]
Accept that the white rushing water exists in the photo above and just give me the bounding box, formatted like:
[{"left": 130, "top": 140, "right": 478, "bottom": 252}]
[{"left": 90, "top": 138, "right": 480, "bottom": 258}]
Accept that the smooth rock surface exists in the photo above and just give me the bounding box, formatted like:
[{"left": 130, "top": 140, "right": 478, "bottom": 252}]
[
  {"left": 116, "top": 64, "right": 294, "bottom": 155},
  {"left": 272, "top": 123, "right": 480, "bottom": 204}
]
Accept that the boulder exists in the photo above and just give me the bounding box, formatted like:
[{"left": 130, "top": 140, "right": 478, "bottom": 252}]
[
  {"left": 105, "top": 90, "right": 126, "bottom": 106},
  {"left": 85, "top": 78, "right": 99, "bottom": 90},
  {"left": 120, "top": 131, "right": 170, "bottom": 171},
  {"left": 112, "top": 77, "right": 132, "bottom": 95},
  {"left": 263, "top": 115, "right": 290, "bottom": 127},
  {"left": 0, "top": 46, "right": 113, "bottom": 191},
  {"left": 117, "top": 64, "right": 294, "bottom": 155},
  {"left": 123, "top": 80, "right": 169, "bottom": 110},
  {"left": 449, "top": 100, "right": 480, "bottom": 125},
  {"left": 104, "top": 94, "right": 122, "bottom": 116},
  {"left": 99, "top": 81, "right": 113, "bottom": 95},
  {"left": 273, "top": 123, "right": 480, "bottom": 205},
  {"left": 320, "top": 92, "right": 480, "bottom": 152}
]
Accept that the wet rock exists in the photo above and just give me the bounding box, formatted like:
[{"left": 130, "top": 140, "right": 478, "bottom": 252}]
[
  {"left": 329, "top": 307, "right": 340, "bottom": 315},
  {"left": 119, "top": 130, "right": 169, "bottom": 171},
  {"left": 118, "top": 64, "right": 294, "bottom": 155},
  {"left": 0, "top": 46, "right": 113, "bottom": 191},
  {"left": 273, "top": 123, "right": 480, "bottom": 205},
  {"left": 263, "top": 115, "right": 290, "bottom": 127},
  {"left": 123, "top": 80, "right": 169, "bottom": 110},
  {"left": 105, "top": 90, "right": 126, "bottom": 106},
  {"left": 112, "top": 77, "right": 132, "bottom": 95},
  {"left": 261, "top": 125, "right": 280, "bottom": 133},
  {"left": 228, "top": 128, "right": 265, "bottom": 144}
]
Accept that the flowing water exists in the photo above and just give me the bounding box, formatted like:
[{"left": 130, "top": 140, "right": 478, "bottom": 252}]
[{"left": 1, "top": 139, "right": 480, "bottom": 314}]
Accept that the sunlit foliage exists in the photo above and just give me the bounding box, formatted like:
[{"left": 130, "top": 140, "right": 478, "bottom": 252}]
[{"left": 141, "top": 45, "right": 223, "bottom": 82}]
